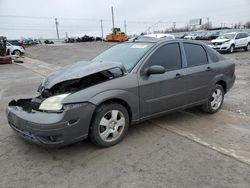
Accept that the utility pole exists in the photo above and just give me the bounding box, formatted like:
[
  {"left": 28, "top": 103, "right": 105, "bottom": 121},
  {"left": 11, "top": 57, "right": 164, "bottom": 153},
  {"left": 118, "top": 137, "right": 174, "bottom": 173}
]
[
  {"left": 173, "top": 22, "right": 176, "bottom": 31},
  {"left": 65, "top": 32, "right": 68, "bottom": 40},
  {"left": 124, "top": 20, "right": 127, "bottom": 35},
  {"left": 55, "top": 18, "right": 59, "bottom": 40},
  {"left": 206, "top": 17, "right": 210, "bottom": 29},
  {"left": 100, "top": 19, "right": 104, "bottom": 41},
  {"left": 111, "top": 6, "right": 115, "bottom": 33}
]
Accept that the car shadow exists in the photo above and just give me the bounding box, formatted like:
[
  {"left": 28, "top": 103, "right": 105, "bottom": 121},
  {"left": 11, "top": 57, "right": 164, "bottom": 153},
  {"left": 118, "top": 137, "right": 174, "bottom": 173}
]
[{"left": 19, "top": 107, "right": 207, "bottom": 156}]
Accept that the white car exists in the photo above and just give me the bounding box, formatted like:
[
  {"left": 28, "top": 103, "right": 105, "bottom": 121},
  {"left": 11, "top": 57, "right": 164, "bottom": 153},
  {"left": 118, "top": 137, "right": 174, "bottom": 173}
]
[
  {"left": 144, "top": 33, "right": 175, "bottom": 40},
  {"left": 209, "top": 32, "right": 250, "bottom": 53},
  {"left": 184, "top": 33, "right": 198, "bottom": 40},
  {"left": 6, "top": 42, "right": 25, "bottom": 56}
]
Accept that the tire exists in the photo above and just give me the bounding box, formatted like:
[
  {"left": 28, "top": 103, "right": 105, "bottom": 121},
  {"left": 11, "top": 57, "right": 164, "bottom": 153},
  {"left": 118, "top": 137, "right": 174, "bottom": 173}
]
[
  {"left": 228, "top": 44, "right": 234, "bottom": 53},
  {"left": 13, "top": 50, "right": 21, "bottom": 56},
  {"left": 244, "top": 43, "right": 250, "bottom": 51},
  {"left": 202, "top": 84, "right": 224, "bottom": 114},
  {"left": 89, "top": 102, "right": 129, "bottom": 147}
]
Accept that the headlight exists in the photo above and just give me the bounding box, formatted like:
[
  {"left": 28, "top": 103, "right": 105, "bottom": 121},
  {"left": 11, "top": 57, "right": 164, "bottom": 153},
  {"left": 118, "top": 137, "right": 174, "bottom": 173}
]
[{"left": 39, "top": 93, "right": 70, "bottom": 111}]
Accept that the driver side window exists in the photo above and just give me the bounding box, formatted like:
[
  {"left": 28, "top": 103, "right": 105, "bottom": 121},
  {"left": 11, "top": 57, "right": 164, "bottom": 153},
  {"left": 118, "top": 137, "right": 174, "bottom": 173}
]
[{"left": 146, "top": 43, "right": 182, "bottom": 71}]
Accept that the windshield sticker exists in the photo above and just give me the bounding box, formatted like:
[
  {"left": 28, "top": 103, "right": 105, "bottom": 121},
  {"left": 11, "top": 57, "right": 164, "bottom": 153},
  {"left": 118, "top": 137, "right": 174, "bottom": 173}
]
[{"left": 131, "top": 44, "right": 148, "bottom": 49}]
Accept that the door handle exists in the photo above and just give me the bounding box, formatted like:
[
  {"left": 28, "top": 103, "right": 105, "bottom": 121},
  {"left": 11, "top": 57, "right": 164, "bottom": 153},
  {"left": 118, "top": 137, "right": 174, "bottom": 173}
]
[
  {"left": 174, "top": 73, "right": 183, "bottom": 79},
  {"left": 206, "top": 66, "right": 212, "bottom": 72}
]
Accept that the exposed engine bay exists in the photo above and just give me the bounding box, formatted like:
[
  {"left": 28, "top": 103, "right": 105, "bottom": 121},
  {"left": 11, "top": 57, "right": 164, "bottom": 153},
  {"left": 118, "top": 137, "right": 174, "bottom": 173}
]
[
  {"left": 39, "top": 68, "right": 122, "bottom": 98},
  {"left": 9, "top": 67, "right": 125, "bottom": 112}
]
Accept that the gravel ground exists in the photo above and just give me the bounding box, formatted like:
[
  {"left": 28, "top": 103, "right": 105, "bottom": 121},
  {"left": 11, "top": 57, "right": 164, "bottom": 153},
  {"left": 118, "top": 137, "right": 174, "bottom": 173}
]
[{"left": 25, "top": 42, "right": 115, "bottom": 66}]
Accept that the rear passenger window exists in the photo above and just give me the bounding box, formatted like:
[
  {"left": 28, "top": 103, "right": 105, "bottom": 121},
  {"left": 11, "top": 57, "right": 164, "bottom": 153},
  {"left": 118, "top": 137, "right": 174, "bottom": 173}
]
[
  {"left": 147, "top": 43, "right": 182, "bottom": 71},
  {"left": 243, "top": 33, "right": 249, "bottom": 38},
  {"left": 183, "top": 43, "right": 208, "bottom": 67}
]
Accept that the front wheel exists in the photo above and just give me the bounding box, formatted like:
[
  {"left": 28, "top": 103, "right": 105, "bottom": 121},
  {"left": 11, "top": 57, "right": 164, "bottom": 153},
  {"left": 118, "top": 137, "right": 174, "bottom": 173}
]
[
  {"left": 244, "top": 43, "right": 250, "bottom": 51},
  {"left": 89, "top": 103, "right": 129, "bottom": 147},
  {"left": 228, "top": 45, "right": 234, "bottom": 53},
  {"left": 202, "top": 84, "right": 224, "bottom": 114},
  {"left": 13, "top": 50, "right": 21, "bottom": 56}
]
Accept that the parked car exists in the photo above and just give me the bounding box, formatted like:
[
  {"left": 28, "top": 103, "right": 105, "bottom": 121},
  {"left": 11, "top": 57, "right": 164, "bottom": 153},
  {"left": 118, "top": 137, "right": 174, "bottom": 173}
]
[
  {"left": 22, "top": 38, "right": 36, "bottom": 45},
  {"left": 144, "top": 33, "right": 175, "bottom": 40},
  {"left": 180, "top": 33, "right": 188, "bottom": 39},
  {"left": 6, "top": 42, "right": 25, "bottom": 56},
  {"left": 209, "top": 32, "right": 250, "bottom": 53},
  {"left": 44, "top": 40, "right": 54, "bottom": 44},
  {"left": 205, "top": 31, "right": 222, "bottom": 40},
  {"left": 8, "top": 40, "right": 25, "bottom": 49},
  {"left": 195, "top": 32, "right": 208, "bottom": 40},
  {"left": 6, "top": 38, "right": 235, "bottom": 148},
  {"left": 184, "top": 33, "right": 198, "bottom": 40}
]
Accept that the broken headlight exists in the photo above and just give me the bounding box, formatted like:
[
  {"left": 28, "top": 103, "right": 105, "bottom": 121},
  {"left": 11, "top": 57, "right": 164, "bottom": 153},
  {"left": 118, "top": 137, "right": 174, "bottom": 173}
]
[{"left": 39, "top": 93, "right": 70, "bottom": 111}]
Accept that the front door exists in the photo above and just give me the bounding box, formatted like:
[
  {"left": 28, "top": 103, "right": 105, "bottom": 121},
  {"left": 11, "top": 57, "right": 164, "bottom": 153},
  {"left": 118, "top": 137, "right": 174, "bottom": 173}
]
[{"left": 138, "top": 43, "right": 187, "bottom": 118}]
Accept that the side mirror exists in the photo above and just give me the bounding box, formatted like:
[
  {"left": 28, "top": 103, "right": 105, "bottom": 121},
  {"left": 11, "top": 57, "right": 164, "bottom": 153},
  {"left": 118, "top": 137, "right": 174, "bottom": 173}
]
[{"left": 145, "top": 65, "right": 166, "bottom": 75}]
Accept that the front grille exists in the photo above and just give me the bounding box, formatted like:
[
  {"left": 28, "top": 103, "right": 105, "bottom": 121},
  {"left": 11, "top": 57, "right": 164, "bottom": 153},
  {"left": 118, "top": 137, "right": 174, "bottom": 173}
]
[{"left": 213, "top": 42, "right": 222, "bottom": 45}]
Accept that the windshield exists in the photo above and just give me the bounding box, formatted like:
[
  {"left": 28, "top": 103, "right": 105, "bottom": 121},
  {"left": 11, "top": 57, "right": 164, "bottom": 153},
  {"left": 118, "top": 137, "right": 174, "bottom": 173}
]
[
  {"left": 218, "top": 33, "right": 235, "bottom": 40},
  {"left": 92, "top": 43, "right": 154, "bottom": 72}
]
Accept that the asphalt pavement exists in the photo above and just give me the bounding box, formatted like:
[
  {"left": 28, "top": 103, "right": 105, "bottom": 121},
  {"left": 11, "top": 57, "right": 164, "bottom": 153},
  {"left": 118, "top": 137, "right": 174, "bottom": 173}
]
[{"left": 0, "top": 42, "right": 249, "bottom": 188}]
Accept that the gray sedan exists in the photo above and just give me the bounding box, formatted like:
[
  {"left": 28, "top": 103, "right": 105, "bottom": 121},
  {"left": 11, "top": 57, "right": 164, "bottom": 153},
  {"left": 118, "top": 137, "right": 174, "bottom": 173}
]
[{"left": 6, "top": 37, "right": 235, "bottom": 147}]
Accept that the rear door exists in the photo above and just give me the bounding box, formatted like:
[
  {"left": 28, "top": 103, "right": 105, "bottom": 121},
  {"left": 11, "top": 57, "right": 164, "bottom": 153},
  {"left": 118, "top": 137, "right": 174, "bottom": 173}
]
[
  {"left": 138, "top": 42, "right": 187, "bottom": 117},
  {"left": 241, "top": 33, "right": 249, "bottom": 46},
  {"left": 235, "top": 33, "right": 245, "bottom": 47},
  {"left": 183, "top": 42, "right": 216, "bottom": 105}
]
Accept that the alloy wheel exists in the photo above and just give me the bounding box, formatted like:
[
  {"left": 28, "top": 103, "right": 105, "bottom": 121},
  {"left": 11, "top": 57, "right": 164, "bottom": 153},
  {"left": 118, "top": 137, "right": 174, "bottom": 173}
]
[
  {"left": 98, "top": 110, "right": 125, "bottom": 142},
  {"left": 210, "top": 88, "right": 223, "bottom": 111},
  {"left": 14, "top": 50, "right": 21, "bottom": 56},
  {"left": 230, "top": 45, "right": 234, "bottom": 53}
]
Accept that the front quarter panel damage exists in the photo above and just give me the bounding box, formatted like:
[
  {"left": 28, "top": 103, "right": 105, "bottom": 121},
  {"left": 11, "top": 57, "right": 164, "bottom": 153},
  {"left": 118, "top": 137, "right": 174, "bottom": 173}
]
[{"left": 62, "top": 74, "right": 140, "bottom": 122}]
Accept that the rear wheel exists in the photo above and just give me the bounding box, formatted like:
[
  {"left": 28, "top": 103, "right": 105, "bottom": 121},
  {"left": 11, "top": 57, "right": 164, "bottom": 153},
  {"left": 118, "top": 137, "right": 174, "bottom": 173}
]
[
  {"left": 89, "top": 102, "right": 129, "bottom": 147},
  {"left": 202, "top": 84, "right": 224, "bottom": 114},
  {"left": 244, "top": 43, "right": 250, "bottom": 51}
]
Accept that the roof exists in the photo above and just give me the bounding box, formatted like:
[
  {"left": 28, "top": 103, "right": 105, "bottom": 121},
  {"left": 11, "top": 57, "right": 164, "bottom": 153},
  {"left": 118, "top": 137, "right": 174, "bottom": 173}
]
[
  {"left": 128, "top": 36, "right": 207, "bottom": 46},
  {"left": 128, "top": 36, "right": 162, "bottom": 43},
  {"left": 144, "top": 33, "right": 175, "bottom": 39}
]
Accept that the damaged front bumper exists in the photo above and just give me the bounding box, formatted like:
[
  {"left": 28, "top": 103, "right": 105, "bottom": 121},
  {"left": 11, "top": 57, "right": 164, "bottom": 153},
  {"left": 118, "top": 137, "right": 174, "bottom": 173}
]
[{"left": 6, "top": 99, "right": 96, "bottom": 147}]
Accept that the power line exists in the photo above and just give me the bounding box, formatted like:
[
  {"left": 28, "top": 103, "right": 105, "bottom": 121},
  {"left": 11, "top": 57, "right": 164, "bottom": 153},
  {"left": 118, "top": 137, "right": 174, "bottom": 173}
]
[{"left": 0, "top": 14, "right": 179, "bottom": 24}]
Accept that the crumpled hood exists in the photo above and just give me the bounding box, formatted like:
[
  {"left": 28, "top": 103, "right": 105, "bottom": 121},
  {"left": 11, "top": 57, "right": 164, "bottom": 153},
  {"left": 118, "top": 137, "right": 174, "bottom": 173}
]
[
  {"left": 212, "top": 38, "right": 230, "bottom": 43},
  {"left": 42, "top": 61, "right": 126, "bottom": 89}
]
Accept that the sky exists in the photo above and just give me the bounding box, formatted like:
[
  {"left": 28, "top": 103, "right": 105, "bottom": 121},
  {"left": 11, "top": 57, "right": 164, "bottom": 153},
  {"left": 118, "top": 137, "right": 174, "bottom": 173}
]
[{"left": 0, "top": 0, "right": 250, "bottom": 39}]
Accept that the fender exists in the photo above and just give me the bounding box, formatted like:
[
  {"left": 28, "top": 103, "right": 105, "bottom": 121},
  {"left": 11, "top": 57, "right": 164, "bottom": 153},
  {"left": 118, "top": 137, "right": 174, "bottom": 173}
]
[
  {"left": 211, "top": 73, "right": 226, "bottom": 85},
  {"left": 89, "top": 89, "right": 140, "bottom": 122}
]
